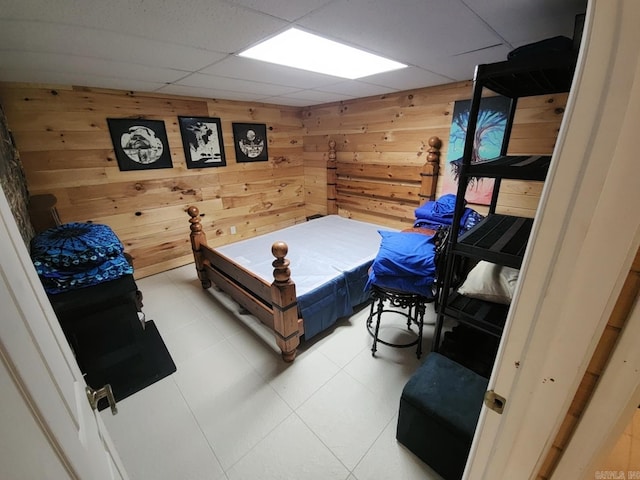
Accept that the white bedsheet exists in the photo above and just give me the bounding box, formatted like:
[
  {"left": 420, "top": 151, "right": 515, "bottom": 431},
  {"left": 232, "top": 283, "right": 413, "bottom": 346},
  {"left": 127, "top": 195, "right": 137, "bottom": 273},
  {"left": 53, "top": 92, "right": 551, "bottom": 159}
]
[{"left": 216, "top": 215, "right": 395, "bottom": 297}]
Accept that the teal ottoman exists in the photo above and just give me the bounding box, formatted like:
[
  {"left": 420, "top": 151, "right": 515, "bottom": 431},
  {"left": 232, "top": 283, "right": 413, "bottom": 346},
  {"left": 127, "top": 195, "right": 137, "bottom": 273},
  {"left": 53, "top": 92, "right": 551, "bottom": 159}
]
[{"left": 396, "top": 352, "right": 488, "bottom": 480}]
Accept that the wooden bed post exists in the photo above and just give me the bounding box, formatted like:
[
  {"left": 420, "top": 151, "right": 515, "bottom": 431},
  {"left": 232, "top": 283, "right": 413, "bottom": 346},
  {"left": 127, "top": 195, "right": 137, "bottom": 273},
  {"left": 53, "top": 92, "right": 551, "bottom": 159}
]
[
  {"left": 419, "top": 136, "right": 441, "bottom": 204},
  {"left": 270, "top": 241, "right": 300, "bottom": 362},
  {"left": 327, "top": 139, "right": 338, "bottom": 214},
  {"left": 187, "top": 206, "right": 212, "bottom": 289}
]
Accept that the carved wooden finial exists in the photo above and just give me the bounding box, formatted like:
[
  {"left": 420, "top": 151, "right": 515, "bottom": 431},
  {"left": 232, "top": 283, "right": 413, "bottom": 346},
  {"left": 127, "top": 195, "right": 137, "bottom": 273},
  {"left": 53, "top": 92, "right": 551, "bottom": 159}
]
[
  {"left": 187, "top": 205, "right": 199, "bottom": 218},
  {"left": 427, "top": 136, "right": 442, "bottom": 166},
  {"left": 187, "top": 206, "right": 203, "bottom": 234},
  {"left": 272, "top": 241, "right": 291, "bottom": 284},
  {"left": 420, "top": 136, "right": 441, "bottom": 204}
]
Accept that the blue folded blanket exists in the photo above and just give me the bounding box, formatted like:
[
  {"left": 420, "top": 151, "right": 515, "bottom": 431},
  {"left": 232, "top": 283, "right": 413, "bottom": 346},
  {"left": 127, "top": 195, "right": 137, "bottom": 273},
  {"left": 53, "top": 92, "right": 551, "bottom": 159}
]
[
  {"left": 365, "top": 231, "right": 437, "bottom": 297},
  {"left": 31, "top": 222, "right": 133, "bottom": 294},
  {"left": 414, "top": 194, "right": 483, "bottom": 233}
]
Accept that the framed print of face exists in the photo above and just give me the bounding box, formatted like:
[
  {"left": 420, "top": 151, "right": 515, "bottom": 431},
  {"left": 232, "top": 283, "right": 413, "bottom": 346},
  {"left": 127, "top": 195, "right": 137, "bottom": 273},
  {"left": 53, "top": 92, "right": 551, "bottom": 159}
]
[
  {"left": 178, "top": 116, "right": 226, "bottom": 169},
  {"left": 107, "top": 118, "right": 173, "bottom": 171},
  {"left": 232, "top": 123, "right": 268, "bottom": 162}
]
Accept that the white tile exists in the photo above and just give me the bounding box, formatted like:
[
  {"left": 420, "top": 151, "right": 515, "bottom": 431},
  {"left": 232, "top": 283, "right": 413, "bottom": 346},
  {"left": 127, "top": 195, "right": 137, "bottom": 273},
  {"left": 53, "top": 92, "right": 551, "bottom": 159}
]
[
  {"left": 175, "top": 341, "right": 292, "bottom": 470},
  {"left": 189, "top": 288, "right": 256, "bottom": 339},
  {"left": 353, "top": 415, "right": 444, "bottom": 480},
  {"left": 103, "top": 266, "right": 462, "bottom": 479},
  {"left": 200, "top": 55, "right": 340, "bottom": 89},
  {"left": 265, "top": 349, "right": 341, "bottom": 409},
  {"left": 344, "top": 346, "right": 423, "bottom": 414},
  {"left": 226, "top": 326, "right": 289, "bottom": 377},
  {"left": 312, "top": 308, "right": 372, "bottom": 368},
  {"left": 0, "top": 51, "right": 188, "bottom": 83},
  {"left": 362, "top": 66, "right": 453, "bottom": 91},
  {"left": 175, "top": 72, "right": 300, "bottom": 96},
  {"left": 101, "top": 377, "right": 225, "bottom": 480},
  {"left": 173, "top": 340, "right": 256, "bottom": 408},
  {"left": 0, "top": 19, "right": 225, "bottom": 71},
  {"left": 226, "top": 413, "right": 349, "bottom": 480},
  {"left": 163, "top": 315, "right": 226, "bottom": 365},
  {"left": 141, "top": 292, "right": 202, "bottom": 336},
  {"left": 296, "top": 370, "right": 395, "bottom": 470},
  {"left": 165, "top": 263, "right": 199, "bottom": 284},
  {"left": 155, "top": 84, "right": 271, "bottom": 102},
  {"left": 136, "top": 270, "right": 173, "bottom": 291}
]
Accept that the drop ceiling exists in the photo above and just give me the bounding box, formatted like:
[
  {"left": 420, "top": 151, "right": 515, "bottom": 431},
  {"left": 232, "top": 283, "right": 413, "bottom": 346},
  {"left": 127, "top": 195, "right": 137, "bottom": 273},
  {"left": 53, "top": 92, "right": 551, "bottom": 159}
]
[{"left": 0, "top": 0, "right": 587, "bottom": 107}]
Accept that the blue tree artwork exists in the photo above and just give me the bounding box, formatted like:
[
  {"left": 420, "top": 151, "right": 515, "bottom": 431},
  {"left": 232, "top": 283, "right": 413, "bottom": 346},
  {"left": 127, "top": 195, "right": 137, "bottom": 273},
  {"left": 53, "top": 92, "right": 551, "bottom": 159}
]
[{"left": 441, "top": 95, "right": 510, "bottom": 205}]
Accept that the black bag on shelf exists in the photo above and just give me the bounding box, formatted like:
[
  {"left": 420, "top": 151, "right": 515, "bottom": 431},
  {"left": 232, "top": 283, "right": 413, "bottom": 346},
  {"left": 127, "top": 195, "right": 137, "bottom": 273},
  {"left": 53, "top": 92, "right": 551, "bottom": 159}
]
[{"left": 507, "top": 35, "right": 574, "bottom": 61}]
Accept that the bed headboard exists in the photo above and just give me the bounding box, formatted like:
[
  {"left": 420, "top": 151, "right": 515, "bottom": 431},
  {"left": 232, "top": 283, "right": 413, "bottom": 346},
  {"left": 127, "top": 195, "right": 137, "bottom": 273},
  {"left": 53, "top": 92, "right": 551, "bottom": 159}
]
[{"left": 327, "top": 136, "right": 441, "bottom": 228}]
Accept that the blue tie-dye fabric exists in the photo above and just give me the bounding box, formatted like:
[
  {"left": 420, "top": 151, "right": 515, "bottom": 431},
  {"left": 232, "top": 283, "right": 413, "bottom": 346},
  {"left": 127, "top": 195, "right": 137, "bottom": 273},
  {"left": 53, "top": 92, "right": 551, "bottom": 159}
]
[{"left": 31, "top": 222, "right": 133, "bottom": 294}]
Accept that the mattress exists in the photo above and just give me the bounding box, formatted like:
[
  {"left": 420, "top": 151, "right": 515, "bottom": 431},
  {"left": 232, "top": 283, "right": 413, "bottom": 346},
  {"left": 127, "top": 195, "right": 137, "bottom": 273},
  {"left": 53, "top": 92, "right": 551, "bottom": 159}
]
[{"left": 216, "top": 215, "right": 395, "bottom": 339}]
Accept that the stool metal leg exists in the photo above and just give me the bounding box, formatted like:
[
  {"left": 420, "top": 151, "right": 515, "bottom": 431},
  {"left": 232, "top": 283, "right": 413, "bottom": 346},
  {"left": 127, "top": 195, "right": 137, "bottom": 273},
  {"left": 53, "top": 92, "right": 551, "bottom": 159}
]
[
  {"left": 415, "top": 302, "right": 426, "bottom": 359},
  {"left": 371, "top": 297, "right": 384, "bottom": 356},
  {"left": 406, "top": 302, "right": 413, "bottom": 330}
]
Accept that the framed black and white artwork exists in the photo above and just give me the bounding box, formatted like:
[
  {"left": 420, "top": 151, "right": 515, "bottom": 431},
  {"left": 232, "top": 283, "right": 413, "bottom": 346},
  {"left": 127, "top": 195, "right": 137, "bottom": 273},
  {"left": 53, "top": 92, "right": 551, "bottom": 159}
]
[
  {"left": 232, "top": 123, "right": 269, "bottom": 162},
  {"left": 107, "top": 118, "right": 173, "bottom": 171},
  {"left": 178, "top": 116, "right": 226, "bottom": 169}
]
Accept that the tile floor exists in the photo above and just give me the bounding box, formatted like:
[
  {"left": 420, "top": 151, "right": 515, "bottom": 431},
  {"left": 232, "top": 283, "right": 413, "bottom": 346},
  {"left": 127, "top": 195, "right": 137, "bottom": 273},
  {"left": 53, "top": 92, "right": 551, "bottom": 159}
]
[{"left": 101, "top": 264, "right": 445, "bottom": 480}]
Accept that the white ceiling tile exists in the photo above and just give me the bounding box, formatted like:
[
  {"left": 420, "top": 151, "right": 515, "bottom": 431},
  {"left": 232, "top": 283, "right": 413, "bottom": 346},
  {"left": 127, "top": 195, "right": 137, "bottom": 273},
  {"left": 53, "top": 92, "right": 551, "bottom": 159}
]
[
  {"left": 174, "top": 72, "right": 301, "bottom": 96},
  {"left": 0, "top": 68, "right": 167, "bottom": 92},
  {"left": 199, "top": 56, "right": 341, "bottom": 89},
  {"left": 0, "top": 51, "right": 189, "bottom": 83},
  {"left": 428, "top": 44, "right": 512, "bottom": 81},
  {"left": 316, "top": 81, "right": 396, "bottom": 97},
  {"left": 261, "top": 97, "right": 318, "bottom": 107},
  {"left": 462, "top": 0, "right": 587, "bottom": 46},
  {"left": 0, "top": 20, "right": 227, "bottom": 71},
  {"left": 298, "top": 0, "right": 503, "bottom": 65},
  {"left": 156, "top": 84, "right": 268, "bottom": 102},
  {"left": 0, "top": 0, "right": 587, "bottom": 107},
  {"left": 259, "top": 96, "right": 323, "bottom": 107},
  {"left": 227, "top": 0, "right": 334, "bottom": 22},
  {"left": 1, "top": 0, "right": 288, "bottom": 52},
  {"left": 277, "top": 90, "right": 354, "bottom": 103},
  {"left": 362, "top": 66, "right": 453, "bottom": 91}
]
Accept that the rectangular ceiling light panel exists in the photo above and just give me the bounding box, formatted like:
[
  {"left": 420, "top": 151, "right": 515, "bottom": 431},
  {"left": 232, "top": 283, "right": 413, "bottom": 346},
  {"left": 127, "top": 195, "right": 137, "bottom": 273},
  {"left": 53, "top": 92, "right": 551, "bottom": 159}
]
[{"left": 238, "top": 28, "right": 407, "bottom": 79}]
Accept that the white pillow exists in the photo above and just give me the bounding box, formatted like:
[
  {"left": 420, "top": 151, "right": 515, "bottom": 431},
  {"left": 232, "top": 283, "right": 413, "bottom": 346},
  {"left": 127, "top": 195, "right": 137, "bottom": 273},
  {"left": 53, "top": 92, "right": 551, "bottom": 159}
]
[{"left": 457, "top": 261, "right": 520, "bottom": 305}]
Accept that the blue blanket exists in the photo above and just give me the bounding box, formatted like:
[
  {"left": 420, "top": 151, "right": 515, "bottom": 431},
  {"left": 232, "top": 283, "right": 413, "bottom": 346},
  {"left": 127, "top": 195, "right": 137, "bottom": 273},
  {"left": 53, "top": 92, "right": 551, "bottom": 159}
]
[
  {"left": 365, "top": 231, "right": 437, "bottom": 297},
  {"left": 413, "top": 194, "right": 483, "bottom": 233},
  {"left": 366, "top": 195, "right": 483, "bottom": 297}
]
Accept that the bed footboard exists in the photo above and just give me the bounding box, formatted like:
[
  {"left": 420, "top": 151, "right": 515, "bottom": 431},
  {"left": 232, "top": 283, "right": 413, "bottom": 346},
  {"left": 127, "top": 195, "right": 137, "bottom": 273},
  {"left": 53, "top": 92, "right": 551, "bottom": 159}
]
[{"left": 187, "top": 207, "right": 300, "bottom": 361}]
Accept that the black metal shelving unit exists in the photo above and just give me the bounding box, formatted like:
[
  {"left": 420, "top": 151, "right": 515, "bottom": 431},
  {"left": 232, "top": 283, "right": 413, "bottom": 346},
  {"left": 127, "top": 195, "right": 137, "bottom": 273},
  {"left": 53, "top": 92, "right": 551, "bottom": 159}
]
[{"left": 432, "top": 50, "right": 578, "bottom": 357}]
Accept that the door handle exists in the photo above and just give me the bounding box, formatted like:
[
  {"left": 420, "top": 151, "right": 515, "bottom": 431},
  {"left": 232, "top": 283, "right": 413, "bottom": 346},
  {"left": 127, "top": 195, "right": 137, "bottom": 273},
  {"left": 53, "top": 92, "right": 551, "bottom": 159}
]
[{"left": 86, "top": 384, "right": 118, "bottom": 415}]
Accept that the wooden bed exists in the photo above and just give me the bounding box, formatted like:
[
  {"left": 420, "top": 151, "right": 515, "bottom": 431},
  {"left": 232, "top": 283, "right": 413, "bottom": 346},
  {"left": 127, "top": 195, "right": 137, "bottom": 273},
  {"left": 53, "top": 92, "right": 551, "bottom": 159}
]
[{"left": 187, "top": 136, "right": 442, "bottom": 361}]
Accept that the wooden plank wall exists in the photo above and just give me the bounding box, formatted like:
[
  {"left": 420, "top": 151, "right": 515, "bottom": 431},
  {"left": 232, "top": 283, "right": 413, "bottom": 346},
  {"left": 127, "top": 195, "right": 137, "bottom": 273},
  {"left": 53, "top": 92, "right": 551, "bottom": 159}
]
[
  {"left": 0, "top": 83, "right": 305, "bottom": 278},
  {"left": 302, "top": 80, "right": 568, "bottom": 228},
  {"left": 0, "top": 79, "right": 567, "bottom": 278}
]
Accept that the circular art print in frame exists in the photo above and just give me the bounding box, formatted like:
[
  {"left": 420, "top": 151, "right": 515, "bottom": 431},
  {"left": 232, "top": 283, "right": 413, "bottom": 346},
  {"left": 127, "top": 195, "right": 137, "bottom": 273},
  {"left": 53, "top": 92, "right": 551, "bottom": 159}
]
[
  {"left": 232, "top": 122, "right": 269, "bottom": 162},
  {"left": 107, "top": 118, "right": 173, "bottom": 171}
]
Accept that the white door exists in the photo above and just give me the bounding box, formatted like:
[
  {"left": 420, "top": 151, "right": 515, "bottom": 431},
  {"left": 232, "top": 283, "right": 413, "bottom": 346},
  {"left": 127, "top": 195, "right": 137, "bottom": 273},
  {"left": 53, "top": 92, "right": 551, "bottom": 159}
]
[
  {"left": 0, "top": 186, "right": 129, "bottom": 479},
  {"left": 465, "top": 0, "right": 640, "bottom": 477}
]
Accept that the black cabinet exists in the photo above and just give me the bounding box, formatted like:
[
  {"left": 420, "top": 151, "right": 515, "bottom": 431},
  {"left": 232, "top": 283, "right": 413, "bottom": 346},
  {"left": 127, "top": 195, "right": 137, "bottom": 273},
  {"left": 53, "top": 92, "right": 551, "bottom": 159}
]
[
  {"left": 48, "top": 274, "right": 145, "bottom": 375},
  {"left": 432, "top": 51, "right": 578, "bottom": 363}
]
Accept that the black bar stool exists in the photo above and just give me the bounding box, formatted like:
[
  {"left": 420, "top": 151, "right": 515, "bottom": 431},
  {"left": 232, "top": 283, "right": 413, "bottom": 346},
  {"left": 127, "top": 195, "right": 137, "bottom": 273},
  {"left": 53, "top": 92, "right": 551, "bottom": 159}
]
[{"left": 366, "top": 284, "right": 432, "bottom": 359}]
